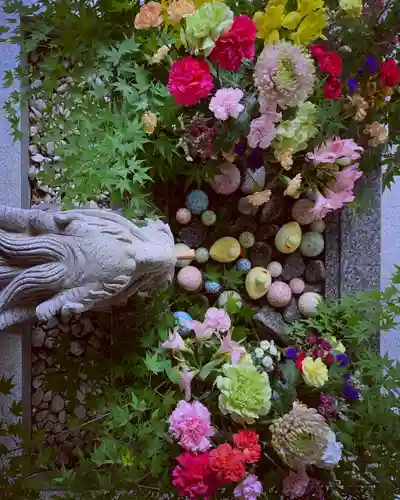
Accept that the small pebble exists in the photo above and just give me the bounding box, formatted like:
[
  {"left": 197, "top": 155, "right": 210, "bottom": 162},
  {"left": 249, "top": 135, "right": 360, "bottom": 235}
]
[
  {"left": 205, "top": 281, "right": 222, "bottom": 294},
  {"left": 210, "top": 162, "right": 241, "bottom": 195},
  {"left": 305, "top": 260, "right": 326, "bottom": 282},
  {"left": 51, "top": 394, "right": 65, "bottom": 413},
  {"left": 176, "top": 208, "right": 191, "bottom": 225},
  {"left": 177, "top": 266, "right": 202, "bottom": 292},
  {"left": 236, "top": 258, "right": 252, "bottom": 273},
  {"left": 239, "top": 231, "right": 255, "bottom": 249},
  {"left": 195, "top": 247, "right": 209, "bottom": 264},
  {"left": 185, "top": 190, "right": 209, "bottom": 215},
  {"left": 175, "top": 243, "right": 193, "bottom": 268},
  {"left": 28, "top": 144, "right": 39, "bottom": 155},
  {"left": 267, "top": 282, "right": 292, "bottom": 308},
  {"left": 298, "top": 292, "right": 323, "bottom": 317},
  {"left": 267, "top": 261, "right": 282, "bottom": 278},
  {"left": 201, "top": 210, "right": 216, "bottom": 226},
  {"left": 238, "top": 197, "right": 259, "bottom": 216},
  {"left": 289, "top": 278, "right": 305, "bottom": 294},
  {"left": 70, "top": 340, "right": 85, "bottom": 356},
  {"left": 291, "top": 199, "right": 316, "bottom": 225},
  {"left": 300, "top": 232, "right": 324, "bottom": 258},
  {"left": 310, "top": 219, "right": 326, "bottom": 233},
  {"left": 31, "top": 153, "right": 44, "bottom": 163}
]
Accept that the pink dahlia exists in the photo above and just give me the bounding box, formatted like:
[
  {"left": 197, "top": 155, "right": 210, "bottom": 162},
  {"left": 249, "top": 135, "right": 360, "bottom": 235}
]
[
  {"left": 204, "top": 307, "right": 231, "bottom": 332},
  {"left": 254, "top": 41, "right": 315, "bottom": 109},
  {"left": 168, "top": 56, "right": 214, "bottom": 106},
  {"left": 209, "top": 87, "right": 244, "bottom": 121},
  {"left": 169, "top": 400, "right": 214, "bottom": 452},
  {"left": 172, "top": 451, "right": 219, "bottom": 499},
  {"left": 307, "top": 137, "right": 363, "bottom": 165}
]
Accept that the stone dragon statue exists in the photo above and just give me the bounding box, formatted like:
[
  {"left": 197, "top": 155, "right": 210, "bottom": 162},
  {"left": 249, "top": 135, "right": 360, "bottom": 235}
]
[{"left": 0, "top": 205, "right": 194, "bottom": 331}]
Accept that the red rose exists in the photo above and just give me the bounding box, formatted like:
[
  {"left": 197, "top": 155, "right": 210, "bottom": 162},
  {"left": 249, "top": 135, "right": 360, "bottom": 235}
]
[
  {"left": 233, "top": 430, "right": 261, "bottom": 464},
  {"left": 210, "top": 15, "right": 256, "bottom": 72},
  {"left": 311, "top": 44, "right": 327, "bottom": 62},
  {"left": 324, "top": 77, "right": 341, "bottom": 99},
  {"left": 319, "top": 51, "right": 342, "bottom": 77},
  {"left": 209, "top": 444, "right": 246, "bottom": 484},
  {"left": 168, "top": 56, "right": 214, "bottom": 106},
  {"left": 380, "top": 58, "right": 400, "bottom": 88},
  {"left": 296, "top": 352, "right": 306, "bottom": 372}
]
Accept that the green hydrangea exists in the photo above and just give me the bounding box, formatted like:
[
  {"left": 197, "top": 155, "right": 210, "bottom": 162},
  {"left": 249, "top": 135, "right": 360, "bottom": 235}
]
[
  {"left": 216, "top": 360, "right": 272, "bottom": 424},
  {"left": 273, "top": 101, "right": 318, "bottom": 155},
  {"left": 183, "top": 2, "right": 233, "bottom": 55}
]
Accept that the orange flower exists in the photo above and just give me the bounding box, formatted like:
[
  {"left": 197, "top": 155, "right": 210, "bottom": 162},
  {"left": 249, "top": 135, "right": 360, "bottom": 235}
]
[
  {"left": 167, "top": 0, "right": 195, "bottom": 23},
  {"left": 209, "top": 443, "right": 245, "bottom": 483},
  {"left": 135, "top": 2, "right": 163, "bottom": 29},
  {"left": 233, "top": 430, "right": 261, "bottom": 464}
]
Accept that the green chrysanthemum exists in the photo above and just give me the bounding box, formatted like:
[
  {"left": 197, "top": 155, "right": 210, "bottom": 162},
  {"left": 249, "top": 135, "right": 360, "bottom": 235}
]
[
  {"left": 183, "top": 2, "right": 233, "bottom": 55},
  {"left": 216, "top": 360, "right": 272, "bottom": 424},
  {"left": 270, "top": 402, "right": 331, "bottom": 470},
  {"left": 273, "top": 101, "right": 318, "bottom": 155}
]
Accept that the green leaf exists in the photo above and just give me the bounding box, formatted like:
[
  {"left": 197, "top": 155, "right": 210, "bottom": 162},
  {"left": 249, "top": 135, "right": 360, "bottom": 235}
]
[
  {"left": 0, "top": 376, "right": 14, "bottom": 395},
  {"left": 223, "top": 267, "right": 245, "bottom": 290},
  {"left": 10, "top": 400, "right": 22, "bottom": 417},
  {"left": 144, "top": 352, "right": 165, "bottom": 374},
  {"left": 109, "top": 405, "right": 131, "bottom": 427},
  {"left": 199, "top": 359, "right": 223, "bottom": 381},
  {"left": 281, "top": 360, "right": 300, "bottom": 387}
]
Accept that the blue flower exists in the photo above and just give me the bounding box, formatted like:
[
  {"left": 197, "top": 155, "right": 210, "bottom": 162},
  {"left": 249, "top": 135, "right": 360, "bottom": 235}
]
[
  {"left": 336, "top": 353, "right": 349, "bottom": 367},
  {"left": 347, "top": 78, "right": 358, "bottom": 95},
  {"left": 284, "top": 346, "right": 297, "bottom": 360},
  {"left": 246, "top": 147, "right": 264, "bottom": 171},
  {"left": 365, "top": 56, "right": 379, "bottom": 74},
  {"left": 343, "top": 380, "right": 360, "bottom": 401}
]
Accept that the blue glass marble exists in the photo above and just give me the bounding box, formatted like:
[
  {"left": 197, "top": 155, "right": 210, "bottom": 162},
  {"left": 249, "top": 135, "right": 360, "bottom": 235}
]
[
  {"left": 173, "top": 311, "right": 193, "bottom": 334},
  {"left": 205, "top": 281, "right": 222, "bottom": 294},
  {"left": 236, "top": 258, "right": 252, "bottom": 273},
  {"left": 185, "top": 190, "right": 209, "bottom": 215}
]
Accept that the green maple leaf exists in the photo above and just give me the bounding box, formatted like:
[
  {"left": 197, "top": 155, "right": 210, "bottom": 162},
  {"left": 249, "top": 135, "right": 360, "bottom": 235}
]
[
  {"left": 204, "top": 265, "right": 222, "bottom": 282},
  {"left": 223, "top": 267, "right": 245, "bottom": 290},
  {"left": 144, "top": 352, "right": 165, "bottom": 374},
  {"left": 0, "top": 376, "right": 14, "bottom": 395}
]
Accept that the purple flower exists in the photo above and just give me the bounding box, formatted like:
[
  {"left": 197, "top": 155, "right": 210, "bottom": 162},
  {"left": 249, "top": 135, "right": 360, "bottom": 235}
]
[
  {"left": 343, "top": 380, "right": 360, "bottom": 401},
  {"left": 246, "top": 147, "right": 264, "bottom": 170},
  {"left": 235, "top": 141, "right": 247, "bottom": 157},
  {"left": 319, "top": 339, "right": 332, "bottom": 351},
  {"left": 284, "top": 346, "right": 297, "bottom": 360},
  {"left": 336, "top": 353, "right": 349, "bottom": 367},
  {"left": 318, "top": 394, "right": 338, "bottom": 422},
  {"left": 365, "top": 56, "right": 379, "bottom": 74},
  {"left": 347, "top": 78, "right": 358, "bottom": 95},
  {"left": 234, "top": 474, "right": 263, "bottom": 500}
]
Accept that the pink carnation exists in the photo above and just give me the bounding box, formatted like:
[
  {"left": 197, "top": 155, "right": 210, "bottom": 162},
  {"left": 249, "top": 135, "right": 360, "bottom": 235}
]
[
  {"left": 169, "top": 400, "right": 214, "bottom": 452},
  {"left": 204, "top": 307, "right": 231, "bottom": 332},
  {"left": 209, "top": 88, "right": 244, "bottom": 121},
  {"left": 247, "top": 111, "right": 280, "bottom": 149},
  {"left": 168, "top": 56, "right": 214, "bottom": 106},
  {"left": 307, "top": 138, "right": 363, "bottom": 165}
]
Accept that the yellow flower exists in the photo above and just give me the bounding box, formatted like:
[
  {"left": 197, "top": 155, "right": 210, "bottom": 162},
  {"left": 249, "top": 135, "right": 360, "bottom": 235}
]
[
  {"left": 290, "top": 9, "right": 327, "bottom": 45},
  {"left": 339, "top": 0, "right": 363, "bottom": 17},
  {"left": 298, "top": 0, "right": 324, "bottom": 16},
  {"left": 134, "top": 1, "right": 164, "bottom": 29},
  {"left": 167, "top": 0, "right": 195, "bottom": 23},
  {"left": 253, "top": 4, "right": 286, "bottom": 44},
  {"left": 142, "top": 111, "right": 158, "bottom": 134},
  {"left": 284, "top": 173, "right": 302, "bottom": 198},
  {"left": 245, "top": 189, "right": 272, "bottom": 207},
  {"left": 302, "top": 357, "right": 328, "bottom": 388},
  {"left": 328, "top": 336, "right": 346, "bottom": 354},
  {"left": 150, "top": 45, "right": 170, "bottom": 64}
]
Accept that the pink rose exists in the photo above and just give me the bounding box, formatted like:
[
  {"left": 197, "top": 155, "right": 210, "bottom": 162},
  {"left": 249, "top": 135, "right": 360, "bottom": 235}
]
[{"left": 168, "top": 56, "right": 214, "bottom": 106}]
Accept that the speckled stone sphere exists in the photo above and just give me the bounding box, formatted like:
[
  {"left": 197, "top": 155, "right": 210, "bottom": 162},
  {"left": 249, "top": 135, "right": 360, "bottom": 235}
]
[
  {"left": 267, "top": 261, "right": 283, "bottom": 278},
  {"left": 218, "top": 290, "right": 243, "bottom": 309},
  {"left": 267, "top": 281, "right": 292, "bottom": 308},
  {"left": 185, "top": 189, "right": 209, "bottom": 215},
  {"left": 210, "top": 162, "right": 241, "bottom": 195},
  {"left": 177, "top": 266, "right": 203, "bottom": 292},
  {"left": 173, "top": 311, "right": 193, "bottom": 334},
  {"left": 289, "top": 278, "right": 305, "bottom": 294},
  {"left": 175, "top": 243, "right": 193, "bottom": 268},
  {"left": 310, "top": 219, "right": 326, "bottom": 233},
  {"left": 239, "top": 231, "right": 255, "bottom": 249},
  {"left": 201, "top": 210, "right": 217, "bottom": 226},
  {"left": 300, "top": 232, "right": 325, "bottom": 257},
  {"left": 205, "top": 281, "right": 222, "bottom": 294},
  {"left": 195, "top": 247, "right": 209, "bottom": 264},
  {"left": 291, "top": 199, "right": 316, "bottom": 225},
  {"left": 298, "top": 292, "right": 323, "bottom": 317},
  {"left": 236, "top": 258, "right": 252, "bottom": 273},
  {"left": 176, "top": 208, "right": 191, "bottom": 225}
]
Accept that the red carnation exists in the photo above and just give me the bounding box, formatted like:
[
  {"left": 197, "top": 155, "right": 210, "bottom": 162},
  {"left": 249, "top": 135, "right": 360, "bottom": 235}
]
[
  {"left": 172, "top": 452, "right": 219, "bottom": 499},
  {"left": 311, "top": 44, "right": 327, "bottom": 62},
  {"left": 324, "top": 77, "right": 341, "bottom": 99},
  {"left": 168, "top": 56, "right": 214, "bottom": 106},
  {"left": 319, "top": 51, "right": 342, "bottom": 77},
  {"left": 296, "top": 352, "right": 306, "bottom": 372},
  {"left": 210, "top": 15, "right": 256, "bottom": 72},
  {"left": 209, "top": 443, "right": 246, "bottom": 484},
  {"left": 380, "top": 58, "right": 400, "bottom": 88},
  {"left": 233, "top": 430, "right": 261, "bottom": 464}
]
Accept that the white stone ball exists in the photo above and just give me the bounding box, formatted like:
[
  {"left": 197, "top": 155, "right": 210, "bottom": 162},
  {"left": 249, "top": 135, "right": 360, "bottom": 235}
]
[
  {"left": 217, "top": 290, "right": 243, "bottom": 309},
  {"left": 175, "top": 243, "right": 193, "bottom": 268},
  {"left": 298, "top": 292, "right": 323, "bottom": 317},
  {"left": 195, "top": 247, "right": 209, "bottom": 264},
  {"left": 267, "top": 261, "right": 283, "bottom": 278},
  {"left": 289, "top": 278, "right": 305, "bottom": 295},
  {"left": 177, "top": 266, "right": 203, "bottom": 292},
  {"left": 239, "top": 231, "right": 255, "bottom": 249},
  {"left": 310, "top": 219, "right": 326, "bottom": 233},
  {"left": 201, "top": 210, "right": 217, "bottom": 226},
  {"left": 176, "top": 208, "right": 191, "bottom": 225},
  {"left": 291, "top": 199, "right": 316, "bottom": 225},
  {"left": 267, "top": 281, "right": 292, "bottom": 308}
]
